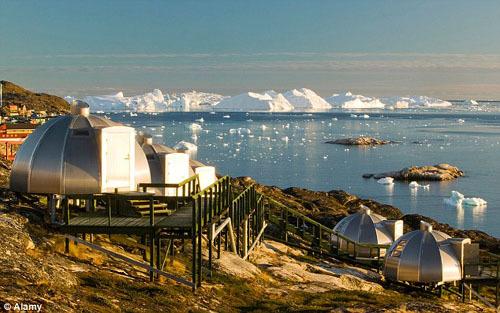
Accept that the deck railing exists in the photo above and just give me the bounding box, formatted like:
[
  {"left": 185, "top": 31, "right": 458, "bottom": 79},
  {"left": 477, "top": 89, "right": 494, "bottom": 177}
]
[{"left": 264, "top": 196, "right": 390, "bottom": 269}]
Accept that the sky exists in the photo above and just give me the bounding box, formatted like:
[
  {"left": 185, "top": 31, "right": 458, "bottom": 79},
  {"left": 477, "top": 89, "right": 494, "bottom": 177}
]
[{"left": 1, "top": 0, "right": 500, "bottom": 99}]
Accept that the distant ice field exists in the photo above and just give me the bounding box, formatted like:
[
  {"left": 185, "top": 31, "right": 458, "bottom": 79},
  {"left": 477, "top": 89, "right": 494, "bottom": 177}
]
[{"left": 109, "top": 110, "right": 500, "bottom": 237}]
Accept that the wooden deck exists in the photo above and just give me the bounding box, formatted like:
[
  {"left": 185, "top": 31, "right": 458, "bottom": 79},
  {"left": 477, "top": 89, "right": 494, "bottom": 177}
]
[{"left": 61, "top": 205, "right": 194, "bottom": 235}]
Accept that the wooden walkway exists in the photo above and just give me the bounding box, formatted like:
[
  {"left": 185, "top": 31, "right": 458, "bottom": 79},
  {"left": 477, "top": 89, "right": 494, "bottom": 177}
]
[{"left": 62, "top": 205, "right": 194, "bottom": 235}]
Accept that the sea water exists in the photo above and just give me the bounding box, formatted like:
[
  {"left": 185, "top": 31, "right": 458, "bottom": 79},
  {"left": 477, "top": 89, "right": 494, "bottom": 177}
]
[{"left": 110, "top": 110, "right": 500, "bottom": 237}]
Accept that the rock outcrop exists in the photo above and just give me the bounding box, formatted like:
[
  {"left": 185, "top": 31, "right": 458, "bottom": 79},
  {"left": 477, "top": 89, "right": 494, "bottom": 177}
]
[
  {"left": 0, "top": 80, "right": 69, "bottom": 114},
  {"left": 232, "top": 176, "right": 499, "bottom": 254},
  {"left": 325, "top": 136, "right": 393, "bottom": 145},
  {"left": 363, "top": 163, "right": 464, "bottom": 181}
]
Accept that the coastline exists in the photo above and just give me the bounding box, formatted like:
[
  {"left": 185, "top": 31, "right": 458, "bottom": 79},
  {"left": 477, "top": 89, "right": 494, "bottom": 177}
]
[{"left": 233, "top": 176, "right": 500, "bottom": 253}]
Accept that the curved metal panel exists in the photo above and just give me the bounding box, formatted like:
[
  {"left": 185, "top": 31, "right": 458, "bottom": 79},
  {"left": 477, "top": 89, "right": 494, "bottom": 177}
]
[
  {"left": 419, "top": 232, "right": 443, "bottom": 282},
  {"left": 384, "top": 228, "right": 462, "bottom": 283},
  {"left": 29, "top": 116, "right": 72, "bottom": 194},
  {"left": 62, "top": 117, "right": 100, "bottom": 194},
  {"left": 135, "top": 142, "right": 152, "bottom": 187},
  {"left": 10, "top": 117, "right": 62, "bottom": 192}
]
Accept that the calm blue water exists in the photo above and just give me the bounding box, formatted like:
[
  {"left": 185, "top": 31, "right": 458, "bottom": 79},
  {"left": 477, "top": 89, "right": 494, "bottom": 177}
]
[{"left": 109, "top": 111, "right": 500, "bottom": 237}]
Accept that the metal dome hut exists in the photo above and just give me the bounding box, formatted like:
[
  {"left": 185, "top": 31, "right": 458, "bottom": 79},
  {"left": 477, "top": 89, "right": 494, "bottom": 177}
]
[
  {"left": 384, "top": 221, "right": 476, "bottom": 284},
  {"left": 10, "top": 101, "right": 151, "bottom": 195},
  {"left": 332, "top": 205, "right": 403, "bottom": 258}
]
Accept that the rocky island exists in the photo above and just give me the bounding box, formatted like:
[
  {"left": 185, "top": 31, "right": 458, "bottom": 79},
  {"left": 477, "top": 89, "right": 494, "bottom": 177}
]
[
  {"left": 363, "top": 163, "right": 464, "bottom": 181},
  {"left": 325, "top": 136, "right": 394, "bottom": 145}
]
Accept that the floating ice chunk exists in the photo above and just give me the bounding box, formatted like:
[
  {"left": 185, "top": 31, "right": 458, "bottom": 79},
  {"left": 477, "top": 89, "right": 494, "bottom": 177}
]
[
  {"left": 195, "top": 117, "right": 204, "bottom": 123},
  {"left": 261, "top": 125, "right": 267, "bottom": 130},
  {"left": 187, "top": 123, "right": 202, "bottom": 131},
  {"left": 409, "top": 181, "right": 430, "bottom": 189},
  {"left": 350, "top": 114, "right": 358, "bottom": 118},
  {"left": 362, "top": 114, "right": 370, "bottom": 119},
  {"left": 461, "top": 99, "right": 479, "bottom": 106},
  {"left": 223, "top": 115, "right": 231, "bottom": 119},
  {"left": 462, "top": 197, "right": 487, "bottom": 207},
  {"left": 444, "top": 191, "right": 487, "bottom": 207},
  {"left": 174, "top": 141, "right": 198, "bottom": 152},
  {"left": 457, "top": 119, "right": 465, "bottom": 124},
  {"left": 281, "top": 136, "right": 289, "bottom": 142},
  {"left": 377, "top": 177, "right": 394, "bottom": 185}
]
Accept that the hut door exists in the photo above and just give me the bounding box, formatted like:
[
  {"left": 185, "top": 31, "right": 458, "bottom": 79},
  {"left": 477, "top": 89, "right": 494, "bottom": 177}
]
[{"left": 100, "top": 126, "right": 136, "bottom": 192}]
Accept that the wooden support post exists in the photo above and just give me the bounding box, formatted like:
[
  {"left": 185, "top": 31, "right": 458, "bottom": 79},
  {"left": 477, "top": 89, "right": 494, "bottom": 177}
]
[
  {"left": 197, "top": 197, "right": 202, "bottom": 288},
  {"left": 192, "top": 233, "right": 197, "bottom": 291},
  {"left": 156, "top": 235, "right": 161, "bottom": 280},
  {"left": 208, "top": 223, "right": 213, "bottom": 278},
  {"left": 217, "top": 229, "right": 221, "bottom": 259},
  {"left": 64, "top": 197, "right": 70, "bottom": 254},
  {"left": 149, "top": 230, "right": 155, "bottom": 282},
  {"left": 192, "top": 199, "right": 197, "bottom": 291},
  {"left": 243, "top": 219, "right": 248, "bottom": 257}
]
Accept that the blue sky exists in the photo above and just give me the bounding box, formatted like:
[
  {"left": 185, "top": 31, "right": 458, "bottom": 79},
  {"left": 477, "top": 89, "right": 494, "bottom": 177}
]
[{"left": 2, "top": 0, "right": 500, "bottom": 98}]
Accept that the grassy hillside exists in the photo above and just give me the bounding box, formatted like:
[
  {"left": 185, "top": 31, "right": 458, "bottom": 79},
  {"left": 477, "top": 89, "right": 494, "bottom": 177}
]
[{"left": 1, "top": 80, "right": 69, "bottom": 114}]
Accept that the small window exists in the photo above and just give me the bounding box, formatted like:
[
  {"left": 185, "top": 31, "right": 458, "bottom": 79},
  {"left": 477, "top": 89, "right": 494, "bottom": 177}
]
[
  {"left": 72, "top": 129, "right": 90, "bottom": 137},
  {"left": 391, "top": 239, "right": 408, "bottom": 258}
]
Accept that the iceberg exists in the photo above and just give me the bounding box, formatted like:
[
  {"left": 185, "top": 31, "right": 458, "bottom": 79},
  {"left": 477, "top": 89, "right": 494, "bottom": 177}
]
[
  {"left": 327, "top": 92, "right": 385, "bottom": 109},
  {"left": 170, "top": 91, "right": 226, "bottom": 112},
  {"left": 377, "top": 177, "right": 394, "bottom": 185},
  {"left": 283, "top": 88, "right": 331, "bottom": 111},
  {"left": 382, "top": 96, "right": 452, "bottom": 108},
  {"left": 444, "top": 191, "right": 487, "bottom": 207},
  {"left": 215, "top": 91, "right": 293, "bottom": 112},
  {"left": 83, "top": 91, "right": 130, "bottom": 111},
  {"left": 409, "top": 181, "right": 430, "bottom": 189}
]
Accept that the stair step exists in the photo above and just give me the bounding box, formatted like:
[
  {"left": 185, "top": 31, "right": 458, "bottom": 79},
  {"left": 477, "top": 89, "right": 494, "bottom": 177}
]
[
  {"left": 134, "top": 204, "right": 169, "bottom": 209},
  {"left": 139, "top": 209, "right": 173, "bottom": 216}
]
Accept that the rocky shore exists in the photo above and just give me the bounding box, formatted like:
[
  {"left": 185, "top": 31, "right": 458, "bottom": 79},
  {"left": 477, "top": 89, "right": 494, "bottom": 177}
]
[
  {"left": 233, "top": 176, "right": 499, "bottom": 254},
  {"left": 363, "top": 163, "right": 464, "bottom": 181},
  {"left": 325, "top": 136, "right": 394, "bottom": 145}
]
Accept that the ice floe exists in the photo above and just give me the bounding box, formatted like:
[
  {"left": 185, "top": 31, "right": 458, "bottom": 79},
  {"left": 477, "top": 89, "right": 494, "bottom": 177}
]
[
  {"left": 377, "top": 177, "right": 394, "bottom": 185},
  {"left": 409, "top": 181, "right": 430, "bottom": 189},
  {"left": 444, "top": 191, "right": 487, "bottom": 207}
]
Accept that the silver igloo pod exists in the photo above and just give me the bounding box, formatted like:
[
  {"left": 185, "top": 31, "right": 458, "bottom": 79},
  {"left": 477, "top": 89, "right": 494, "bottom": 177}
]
[
  {"left": 10, "top": 102, "right": 151, "bottom": 195},
  {"left": 384, "top": 221, "right": 471, "bottom": 284},
  {"left": 332, "top": 205, "right": 403, "bottom": 257}
]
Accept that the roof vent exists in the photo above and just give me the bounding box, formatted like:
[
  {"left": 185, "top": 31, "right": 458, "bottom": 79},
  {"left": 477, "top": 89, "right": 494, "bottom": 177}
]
[
  {"left": 420, "top": 221, "right": 433, "bottom": 232},
  {"left": 359, "top": 205, "right": 371, "bottom": 215},
  {"left": 145, "top": 136, "right": 153, "bottom": 145},
  {"left": 71, "top": 100, "right": 90, "bottom": 117}
]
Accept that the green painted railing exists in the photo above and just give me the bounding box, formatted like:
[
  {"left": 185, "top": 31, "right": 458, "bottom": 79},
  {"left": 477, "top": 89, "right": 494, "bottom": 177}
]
[
  {"left": 230, "top": 184, "right": 264, "bottom": 258},
  {"left": 264, "top": 196, "right": 390, "bottom": 268}
]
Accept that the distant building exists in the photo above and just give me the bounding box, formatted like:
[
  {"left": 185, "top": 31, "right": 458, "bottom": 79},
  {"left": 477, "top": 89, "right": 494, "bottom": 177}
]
[
  {"left": 6, "top": 104, "right": 19, "bottom": 116},
  {"left": 0, "top": 123, "right": 38, "bottom": 160},
  {"left": 0, "top": 122, "right": 37, "bottom": 137}
]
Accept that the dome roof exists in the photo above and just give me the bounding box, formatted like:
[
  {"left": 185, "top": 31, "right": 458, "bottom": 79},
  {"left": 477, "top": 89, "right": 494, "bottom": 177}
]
[
  {"left": 10, "top": 112, "right": 151, "bottom": 194},
  {"left": 333, "top": 206, "right": 400, "bottom": 245},
  {"left": 384, "top": 221, "right": 467, "bottom": 283}
]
